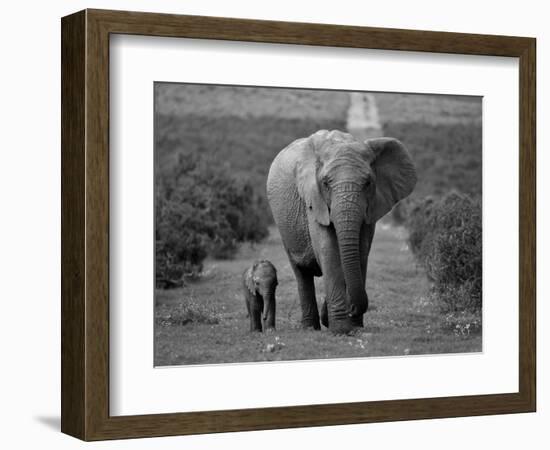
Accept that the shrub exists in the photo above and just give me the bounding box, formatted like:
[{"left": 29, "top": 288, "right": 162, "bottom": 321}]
[
  {"left": 155, "top": 153, "right": 270, "bottom": 287},
  {"left": 406, "top": 196, "right": 437, "bottom": 259},
  {"left": 406, "top": 192, "right": 482, "bottom": 312}
]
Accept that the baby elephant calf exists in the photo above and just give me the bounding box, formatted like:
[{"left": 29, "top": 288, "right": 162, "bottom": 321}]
[{"left": 243, "top": 260, "right": 278, "bottom": 332}]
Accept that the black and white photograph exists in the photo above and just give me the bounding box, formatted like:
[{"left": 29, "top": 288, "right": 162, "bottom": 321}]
[
  {"left": 3, "top": 0, "right": 544, "bottom": 446},
  {"left": 154, "top": 83, "right": 482, "bottom": 366}
]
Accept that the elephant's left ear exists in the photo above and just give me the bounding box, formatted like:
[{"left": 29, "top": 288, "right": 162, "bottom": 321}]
[{"left": 366, "top": 138, "right": 417, "bottom": 223}]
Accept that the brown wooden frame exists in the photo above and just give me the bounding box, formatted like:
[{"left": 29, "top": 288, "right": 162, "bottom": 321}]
[{"left": 61, "top": 8, "right": 536, "bottom": 441}]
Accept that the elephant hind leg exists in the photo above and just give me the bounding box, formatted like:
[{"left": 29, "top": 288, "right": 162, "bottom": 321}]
[{"left": 292, "top": 265, "right": 320, "bottom": 330}]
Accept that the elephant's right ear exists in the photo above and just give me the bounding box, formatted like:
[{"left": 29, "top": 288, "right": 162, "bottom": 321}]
[
  {"left": 296, "top": 142, "right": 330, "bottom": 226},
  {"left": 245, "top": 268, "right": 256, "bottom": 294}
]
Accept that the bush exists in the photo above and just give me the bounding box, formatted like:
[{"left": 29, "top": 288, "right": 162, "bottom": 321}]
[
  {"left": 406, "top": 192, "right": 482, "bottom": 312},
  {"left": 155, "top": 153, "right": 270, "bottom": 287},
  {"left": 406, "top": 196, "right": 437, "bottom": 260}
]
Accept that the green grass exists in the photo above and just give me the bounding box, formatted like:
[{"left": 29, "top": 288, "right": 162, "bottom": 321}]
[{"left": 154, "top": 225, "right": 481, "bottom": 366}]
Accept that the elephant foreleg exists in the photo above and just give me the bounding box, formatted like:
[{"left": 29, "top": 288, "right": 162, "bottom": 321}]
[
  {"left": 291, "top": 265, "right": 320, "bottom": 330},
  {"left": 263, "top": 298, "right": 276, "bottom": 331},
  {"left": 249, "top": 294, "right": 263, "bottom": 332},
  {"left": 353, "top": 223, "right": 376, "bottom": 327},
  {"left": 323, "top": 271, "right": 354, "bottom": 334},
  {"left": 316, "top": 229, "right": 355, "bottom": 335},
  {"left": 245, "top": 294, "right": 251, "bottom": 318}
]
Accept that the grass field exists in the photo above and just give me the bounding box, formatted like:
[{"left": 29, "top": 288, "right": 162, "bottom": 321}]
[
  {"left": 155, "top": 225, "right": 481, "bottom": 366},
  {"left": 374, "top": 92, "right": 482, "bottom": 125}
]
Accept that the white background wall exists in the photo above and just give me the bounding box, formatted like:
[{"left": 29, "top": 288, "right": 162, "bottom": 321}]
[{"left": 0, "top": 1, "right": 546, "bottom": 448}]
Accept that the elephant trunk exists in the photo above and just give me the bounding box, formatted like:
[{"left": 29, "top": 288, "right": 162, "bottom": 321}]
[
  {"left": 332, "top": 183, "right": 368, "bottom": 321},
  {"left": 261, "top": 291, "right": 276, "bottom": 329},
  {"left": 262, "top": 294, "right": 271, "bottom": 320}
]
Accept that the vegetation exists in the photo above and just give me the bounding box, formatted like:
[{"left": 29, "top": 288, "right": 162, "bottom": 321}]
[
  {"left": 383, "top": 121, "right": 482, "bottom": 199},
  {"left": 155, "top": 85, "right": 348, "bottom": 287},
  {"left": 155, "top": 296, "right": 220, "bottom": 327},
  {"left": 153, "top": 87, "right": 484, "bottom": 364},
  {"left": 406, "top": 192, "right": 482, "bottom": 313},
  {"left": 155, "top": 153, "right": 270, "bottom": 287},
  {"left": 156, "top": 114, "right": 348, "bottom": 200},
  {"left": 155, "top": 84, "right": 348, "bottom": 197},
  {"left": 374, "top": 92, "right": 482, "bottom": 126},
  {"left": 155, "top": 225, "right": 481, "bottom": 366}
]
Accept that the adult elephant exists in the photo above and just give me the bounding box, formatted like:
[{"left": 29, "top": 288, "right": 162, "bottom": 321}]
[{"left": 267, "top": 130, "right": 416, "bottom": 334}]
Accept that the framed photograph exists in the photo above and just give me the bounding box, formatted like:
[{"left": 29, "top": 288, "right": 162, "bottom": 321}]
[{"left": 61, "top": 9, "right": 536, "bottom": 441}]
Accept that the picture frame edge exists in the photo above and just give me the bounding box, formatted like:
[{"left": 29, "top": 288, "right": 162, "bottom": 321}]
[
  {"left": 60, "top": 8, "right": 537, "bottom": 441},
  {"left": 61, "top": 9, "right": 87, "bottom": 441}
]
